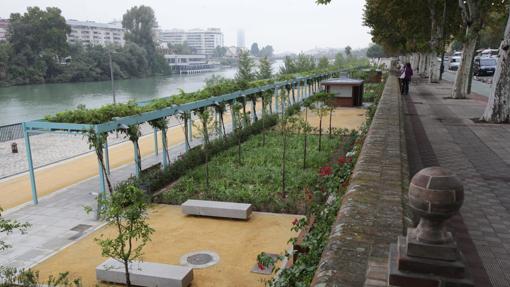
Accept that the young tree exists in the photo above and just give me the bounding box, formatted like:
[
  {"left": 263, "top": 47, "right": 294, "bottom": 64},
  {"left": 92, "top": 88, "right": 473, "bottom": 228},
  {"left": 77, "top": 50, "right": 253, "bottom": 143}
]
[
  {"left": 194, "top": 107, "right": 215, "bottom": 191},
  {"left": 311, "top": 97, "right": 330, "bottom": 152},
  {"left": 334, "top": 52, "right": 344, "bottom": 67},
  {"left": 318, "top": 56, "right": 329, "bottom": 69},
  {"left": 279, "top": 56, "right": 296, "bottom": 74},
  {"left": 96, "top": 184, "right": 154, "bottom": 287},
  {"left": 0, "top": 208, "right": 30, "bottom": 251},
  {"left": 258, "top": 56, "right": 273, "bottom": 80},
  {"left": 481, "top": 8, "right": 510, "bottom": 123},
  {"left": 235, "top": 50, "right": 255, "bottom": 87}
]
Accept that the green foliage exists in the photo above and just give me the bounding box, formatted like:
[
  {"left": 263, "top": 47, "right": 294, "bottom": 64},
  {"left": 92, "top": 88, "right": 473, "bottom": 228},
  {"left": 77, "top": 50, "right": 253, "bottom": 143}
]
[
  {"left": 334, "top": 52, "right": 344, "bottom": 67},
  {"left": 96, "top": 183, "right": 154, "bottom": 286},
  {"left": 157, "top": 127, "right": 347, "bottom": 214},
  {"left": 213, "top": 46, "right": 227, "bottom": 58},
  {"left": 366, "top": 43, "right": 386, "bottom": 58},
  {"left": 317, "top": 56, "right": 330, "bottom": 69},
  {"left": 167, "top": 41, "right": 195, "bottom": 54},
  {"left": 0, "top": 5, "right": 169, "bottom": 86},
  {"left": 363, "top": 82, "right": 385, "bottom": 102},
  {"left": 258, "top": 56, "right": 273, "bottom": 80},
  {"left": 279, "top": 54, "right": 317, "bottom": 75},
  {"left": 0, "top": 207, "right": 30, "bottom": 251},
  {"left": 133, "top": 115, "right": 280, "bottom": 195},
  {"left": 236, "top": 50, "right": 255, "bottom": 87},
  {"left": 0, "top": 267, "right": 82, "bottom": 287},
  {"left": 122, "top": 6, "right": 158, "bottom": 67},
  {"left": 8, "top": 7, "right": 70, "bottom": 56}
]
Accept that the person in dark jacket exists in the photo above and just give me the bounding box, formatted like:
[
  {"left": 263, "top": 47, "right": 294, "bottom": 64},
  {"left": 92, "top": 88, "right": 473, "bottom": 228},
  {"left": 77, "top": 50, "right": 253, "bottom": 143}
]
[{"left": 401, "top": 63, "right": 413, "bottom": 96}]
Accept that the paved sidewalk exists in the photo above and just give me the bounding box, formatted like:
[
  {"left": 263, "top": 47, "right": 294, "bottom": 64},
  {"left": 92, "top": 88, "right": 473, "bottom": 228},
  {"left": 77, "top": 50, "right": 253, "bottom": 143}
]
[
  {"left": 0, "top": 138, "right": 200, "bottom": 269},
  {"left": 405, "top": 78, "right": 510, "bottom": 287}
]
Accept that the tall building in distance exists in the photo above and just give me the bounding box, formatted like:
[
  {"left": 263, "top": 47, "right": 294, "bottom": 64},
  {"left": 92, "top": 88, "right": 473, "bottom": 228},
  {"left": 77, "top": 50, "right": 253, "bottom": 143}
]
[
  {"left": 237, "top": 29, "right": 245, "bottom": 49},
  {"left": 0, "top": 18, "right": 9, "bottom": 42},
  {"left": 66, "top": 19, "right": 125, "bottom": 47},
  {"left": 159, "top": 28, "right": 224, "bottom": 56}
]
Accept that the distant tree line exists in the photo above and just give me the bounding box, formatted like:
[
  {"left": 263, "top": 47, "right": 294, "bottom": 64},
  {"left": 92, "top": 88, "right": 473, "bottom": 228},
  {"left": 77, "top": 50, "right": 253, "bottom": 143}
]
[
  {"left": 0, "top": 5, "right": 170, "bottom": 87},
  {"left": 250, "top": 43, "right": 274, "bottom": 58}
]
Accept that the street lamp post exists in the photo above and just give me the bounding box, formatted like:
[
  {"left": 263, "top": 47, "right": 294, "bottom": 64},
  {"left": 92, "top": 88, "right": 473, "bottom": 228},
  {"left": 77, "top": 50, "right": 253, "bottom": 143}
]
[{"left": 109, "top": 50, "right": 116, "bottom": 105}]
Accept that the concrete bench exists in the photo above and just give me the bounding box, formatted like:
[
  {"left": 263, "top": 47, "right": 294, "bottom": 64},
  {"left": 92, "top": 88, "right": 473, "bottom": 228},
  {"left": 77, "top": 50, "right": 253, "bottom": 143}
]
[
  {"left": 96, "top": 258, "right": 193, "bottom": 287},
  {"left": 181, "top": 199, "right": 253, "bottom": 220}
]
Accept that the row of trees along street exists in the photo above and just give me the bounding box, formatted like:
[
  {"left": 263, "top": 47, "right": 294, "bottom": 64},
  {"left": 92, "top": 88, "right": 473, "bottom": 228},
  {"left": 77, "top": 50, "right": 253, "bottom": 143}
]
[
  {"left": 0, "top": 6, "right": 170, "bottom": 86},
  {"left": 318, "top": 0, "right": 510, "bottom": 123}
]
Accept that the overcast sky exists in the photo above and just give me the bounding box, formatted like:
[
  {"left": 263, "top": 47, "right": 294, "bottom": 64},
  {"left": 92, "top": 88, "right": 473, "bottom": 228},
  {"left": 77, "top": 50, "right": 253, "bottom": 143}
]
[{"left": 1, "top": 0, "right": 372, "bottom": 53}]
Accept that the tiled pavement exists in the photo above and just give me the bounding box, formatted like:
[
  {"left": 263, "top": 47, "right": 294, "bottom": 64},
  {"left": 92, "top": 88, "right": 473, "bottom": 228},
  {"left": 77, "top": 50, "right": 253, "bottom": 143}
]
[
  {"left": 0, "top": 119, "right": 184, "bottom": 179},
  {"left": 405, "top": 78, "right": 510, "bottom": 287},
  {"left": 0, "top": 135, "right": 205, "bottom": 269}
]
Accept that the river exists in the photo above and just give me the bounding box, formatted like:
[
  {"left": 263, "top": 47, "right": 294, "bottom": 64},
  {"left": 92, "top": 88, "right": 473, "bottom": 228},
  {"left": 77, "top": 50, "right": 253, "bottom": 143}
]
[{"left": 0, "top": 68, "right": 238, "bottom": 126}]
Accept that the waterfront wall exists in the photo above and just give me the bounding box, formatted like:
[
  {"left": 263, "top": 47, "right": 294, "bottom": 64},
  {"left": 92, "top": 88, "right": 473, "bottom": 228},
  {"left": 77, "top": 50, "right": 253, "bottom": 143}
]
[{"left": 312, "top": 75, "right": 408, "bottom": 286}]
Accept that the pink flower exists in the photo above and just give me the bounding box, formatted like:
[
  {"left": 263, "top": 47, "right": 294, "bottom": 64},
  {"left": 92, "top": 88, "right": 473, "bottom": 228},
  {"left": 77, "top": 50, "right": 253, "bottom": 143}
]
[
  {"left": 258, "top": 263, "right": 265, "bottom": 270},
  {"left": 292, "top": 218, "right": 298, "bottom": 225},
  {"left": 337, "top": 156, "right": 346, "bottom": 165}
]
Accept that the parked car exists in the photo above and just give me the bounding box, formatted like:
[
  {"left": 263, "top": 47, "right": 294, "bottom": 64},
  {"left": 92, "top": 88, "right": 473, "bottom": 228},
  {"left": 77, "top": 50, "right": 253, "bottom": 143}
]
[
  {"left": 448, "top": 56, "right": 461, "bottom": 71},
  {"left": 474, "top": 57, "right": 497, "bottom": 76}
]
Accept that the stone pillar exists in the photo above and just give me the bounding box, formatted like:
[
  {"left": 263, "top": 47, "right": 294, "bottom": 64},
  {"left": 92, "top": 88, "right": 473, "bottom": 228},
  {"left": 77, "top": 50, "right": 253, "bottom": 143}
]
[{"left": 388, "top": 167, "right": 473, "bottom": 287}]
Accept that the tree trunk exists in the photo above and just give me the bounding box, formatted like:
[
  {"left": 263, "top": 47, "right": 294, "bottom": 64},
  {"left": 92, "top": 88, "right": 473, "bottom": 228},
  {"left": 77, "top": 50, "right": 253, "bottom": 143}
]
[
  {"left": 328, "top": 110, "right": 332, "bottom": 138},
  {"left": 281, "top": 125, "right": 287, "bottom": 198},
  {"left": 428, "top": 0, "right": 443, "bottom": 83},
  {"left": 481, "top": 13, "right": 510, "bottom": 123},
  {"left": 303, "top": 108, "right": 308, "bottom": 169},
  {"left": 205, "top": 148, "right": 209, "bottom": 192},
  {"left": 429, "top": 52, "right": 440, "bottom": 83},
  {"left": 451, "top": 33, "right": 478, "bottom": 99},
  {"left": 124, "top": 261, "right": 131, "bottom": 287},
  {"left": 318, "top": 115, "right": 322, "bottom": 152}
]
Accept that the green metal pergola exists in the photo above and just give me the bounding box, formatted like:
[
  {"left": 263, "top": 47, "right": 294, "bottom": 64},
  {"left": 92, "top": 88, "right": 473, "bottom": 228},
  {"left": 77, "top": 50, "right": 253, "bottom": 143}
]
[{"left": 22, "top": 71, "right": 341, "bottom": 205}]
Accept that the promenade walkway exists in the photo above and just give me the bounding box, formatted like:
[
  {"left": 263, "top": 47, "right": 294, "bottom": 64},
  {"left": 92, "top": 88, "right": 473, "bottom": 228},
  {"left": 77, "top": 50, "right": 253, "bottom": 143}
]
[
  {"left": 405, "top": 78, "right": 510, "bottom": 287},
  {"left": 0, "top": 135, "right": 204, "bottom": 269}
]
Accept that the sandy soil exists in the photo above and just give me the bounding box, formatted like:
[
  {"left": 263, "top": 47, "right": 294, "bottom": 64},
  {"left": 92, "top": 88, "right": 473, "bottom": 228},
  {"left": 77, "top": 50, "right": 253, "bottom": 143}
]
[{"left": 34, "top": 204, "right": 301, "bottom": 287}]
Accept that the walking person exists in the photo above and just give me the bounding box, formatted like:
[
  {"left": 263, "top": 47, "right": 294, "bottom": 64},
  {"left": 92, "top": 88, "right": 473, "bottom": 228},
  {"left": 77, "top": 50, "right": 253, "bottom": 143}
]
[{"left": 401, "top": 63, "right": 413, "bottom": 96}]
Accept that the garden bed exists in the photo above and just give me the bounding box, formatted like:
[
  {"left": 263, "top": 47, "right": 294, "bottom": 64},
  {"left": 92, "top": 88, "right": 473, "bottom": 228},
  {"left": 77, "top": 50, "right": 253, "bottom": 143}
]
[{"left": 155, "top": 130, "right": 352, "bottom": 214}]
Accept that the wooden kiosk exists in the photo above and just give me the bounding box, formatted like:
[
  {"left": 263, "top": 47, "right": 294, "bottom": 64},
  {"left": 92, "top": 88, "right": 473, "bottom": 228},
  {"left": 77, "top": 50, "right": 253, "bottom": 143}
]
[{"left": 321, "top": 78, "right": 364, "bottom": 107}]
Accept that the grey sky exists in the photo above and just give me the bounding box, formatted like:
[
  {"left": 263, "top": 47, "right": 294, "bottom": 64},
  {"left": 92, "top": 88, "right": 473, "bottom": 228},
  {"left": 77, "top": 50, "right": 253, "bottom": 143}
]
[{"left": 1, "top": 0, "right": 372, "bottom": 53}]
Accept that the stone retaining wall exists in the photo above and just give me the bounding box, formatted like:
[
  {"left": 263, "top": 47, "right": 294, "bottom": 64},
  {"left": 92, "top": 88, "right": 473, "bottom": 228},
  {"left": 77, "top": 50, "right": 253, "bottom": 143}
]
[{"left": 312, "top": 75, "right": 408, "bottom": 287}]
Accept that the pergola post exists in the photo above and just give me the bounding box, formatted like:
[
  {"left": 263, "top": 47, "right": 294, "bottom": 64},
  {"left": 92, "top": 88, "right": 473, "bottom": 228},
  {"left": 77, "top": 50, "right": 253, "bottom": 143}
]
[
  {"left": 153, "top": 127, "right": 159, "bottom": 155},
  {"left": 274, "top": 88, "right": 279, "bottom": 114},
  {"left": 187, "top": 113, "right": 192, "bottom": 144},
  {"left": 134, "top": 143, "right": 141, "bottom": 176},
  {"left": 22, "top": 123, "right": 38, "bottom": 205},
  {"left": 104, "top": 139, "right": 110, "bottom": 175},
  {"left": 161, "top": 126, "right": 169, "bottom": 168},
  {"left": 251, "top": 97, "right": 257, "bottom": 122},
  {"left": 297, "top": 81, "right": 301, "bottom": 102},
  {"left": 230, "top": 101, "right": 237, "bottom": 130},
  {"left": 281, "top": 89, "right": 285, "bottom": 115},
  {"left": 96, "top": 156, "right": 106, "bottom": 219}
]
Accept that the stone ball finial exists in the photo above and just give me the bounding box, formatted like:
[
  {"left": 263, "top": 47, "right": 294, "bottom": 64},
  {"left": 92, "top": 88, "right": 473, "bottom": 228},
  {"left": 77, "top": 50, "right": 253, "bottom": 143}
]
[{"left": 408, "top": 167, "right": 464, "bottom": 244}]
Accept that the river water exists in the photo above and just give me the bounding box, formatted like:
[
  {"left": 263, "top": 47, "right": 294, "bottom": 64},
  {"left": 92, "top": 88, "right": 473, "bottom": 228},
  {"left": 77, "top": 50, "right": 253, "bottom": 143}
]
[{"left": 0, "top": 68, "right": 238, "bottom": 126}]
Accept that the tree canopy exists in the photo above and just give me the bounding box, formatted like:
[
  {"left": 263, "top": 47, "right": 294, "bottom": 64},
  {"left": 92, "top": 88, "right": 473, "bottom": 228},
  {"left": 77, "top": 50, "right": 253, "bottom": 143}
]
[{"left": 250, "top": 42, "right": 260, "bottom": 57}]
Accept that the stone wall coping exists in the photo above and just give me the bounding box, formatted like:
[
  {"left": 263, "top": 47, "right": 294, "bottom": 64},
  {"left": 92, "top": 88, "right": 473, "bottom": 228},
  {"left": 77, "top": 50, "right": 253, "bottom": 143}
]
[{"left": 311, "top": 75, "right": 407, "bottom": 287}]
